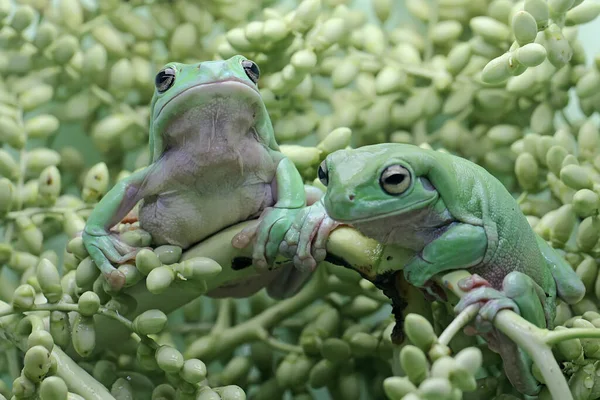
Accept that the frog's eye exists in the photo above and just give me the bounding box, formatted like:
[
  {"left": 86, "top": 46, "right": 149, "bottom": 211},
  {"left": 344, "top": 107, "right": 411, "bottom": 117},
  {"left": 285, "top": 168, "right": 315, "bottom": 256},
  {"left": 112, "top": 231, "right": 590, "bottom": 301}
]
[
  {"left": 317, "top": 161, "right": 329, "bottom": 186},
  {"left": 155, "top": 67, "right": 176, "bottom": 93},
  {"left": 380, "top": 165, "right": 411, "bottom": 195},
  {"left": 241, "top": 59, "right": 260, "bottom": 84}
]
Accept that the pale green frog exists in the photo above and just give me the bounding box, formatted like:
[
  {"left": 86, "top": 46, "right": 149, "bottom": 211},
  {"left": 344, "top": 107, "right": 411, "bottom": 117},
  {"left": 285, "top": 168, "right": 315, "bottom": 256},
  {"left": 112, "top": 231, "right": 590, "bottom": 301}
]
[{"left": 82, "top": 55, "right": 314, "bottom": 294}]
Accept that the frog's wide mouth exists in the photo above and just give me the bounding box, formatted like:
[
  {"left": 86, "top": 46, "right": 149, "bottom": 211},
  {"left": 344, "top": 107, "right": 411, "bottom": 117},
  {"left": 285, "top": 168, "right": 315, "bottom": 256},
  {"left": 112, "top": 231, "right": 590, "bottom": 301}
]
[
  {"left": 155, "top": 78, "right": 262, "bottom": 119},
  {"left": 324, "top": 195, "right": 437, "bottom": 224}
]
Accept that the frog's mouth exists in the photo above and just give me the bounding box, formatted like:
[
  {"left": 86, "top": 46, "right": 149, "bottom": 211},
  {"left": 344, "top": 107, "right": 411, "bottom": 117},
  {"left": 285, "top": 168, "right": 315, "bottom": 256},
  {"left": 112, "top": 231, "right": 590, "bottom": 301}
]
[
  {"left": 323, "top": 195, "right": 438, "bottom": 224},
  {"left": 155, "top": 78, "right": 263, "bottom": 120}
]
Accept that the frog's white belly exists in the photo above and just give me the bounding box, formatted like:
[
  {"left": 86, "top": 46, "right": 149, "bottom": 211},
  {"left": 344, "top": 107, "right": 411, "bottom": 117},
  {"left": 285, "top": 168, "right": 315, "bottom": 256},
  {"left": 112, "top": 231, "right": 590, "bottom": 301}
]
[{"left": 138, "top": 183, "right": 273, "bottom": 248}]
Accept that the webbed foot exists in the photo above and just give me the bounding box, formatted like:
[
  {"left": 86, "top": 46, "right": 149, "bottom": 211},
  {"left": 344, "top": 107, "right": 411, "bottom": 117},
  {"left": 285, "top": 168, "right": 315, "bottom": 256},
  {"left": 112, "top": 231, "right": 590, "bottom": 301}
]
[
  {"left": 82, "top": 228, "right": 143, "bottom": 291},
  {"left": 231, "top": 207, "right": 301, "bottom": 273},
  {"left": 279, "top": 200, "right": 340, "bottom": 273},
  {"left": 454, "top": 272, "right": 544, "bottom": 396}
]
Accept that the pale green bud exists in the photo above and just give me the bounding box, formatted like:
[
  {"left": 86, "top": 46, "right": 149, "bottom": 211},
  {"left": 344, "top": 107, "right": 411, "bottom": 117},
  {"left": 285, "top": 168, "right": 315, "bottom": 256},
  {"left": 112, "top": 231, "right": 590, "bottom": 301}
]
[
  {"left": 11, "top": 5, "right": 35, "bottom": 32},
  {"left": 525, "top": 0, "right": 550, "bottom": 29},
  {"left": 515, "top": 43, "right": 547, "bottom": 67},
  {"left": 72, "top": 313, "right": 95, "bottom": 358},
  {"left": 544, "top": 24, "right": 573, "bottom": 68},
  {"left": 308, "top": 359, "right": 337, "bottom": 389},
  {"left": 133, "top": 309, "right": 168, "bottom": 335},
  {"left": 566, "top": 1, "right": 600, "bottom": 25},
  {"left": 78, "top": 291, "right": 100, "bottom": 316},
  {"left": 0, "top": 178, "right": 14, "bottom": 214},
  {"left": 404, "top": 313, "right": 437, "bottom": 351},
  {"left": 470, "top": 16, "right": 511, "bottom": 43},
  {"left": 75, "top": 257, "right": 100, "bottom": 289},
  {"left": 16, "top": 216, "right": 43, "bottom": 255},
  {"left": 561, "top": 164, "right": 592, "bottom": 190},
  {"left": 82, "top": 162, "right": 109, "bottom": 203},
  {"left": 146, "top": 265, "right": 175, "bottom": 294},
  {"left": 263, "top": 19, "right": 289, "bottom": 41},
  {"left": 25, "top": 115, "right": 60, "bottom": 139},
  {"left": 548, "top": 0, "right": 576, "bottom": 14},
  {"left": 173, "top": 257, "right": 222, "bottom": 280},
  {"left": 0, "top": 116, "right": 25, "bottom": 149},
  {"left": 214, "top": 386, "right": 246, "bottom": 400},
  {"left": 92, "top": 25, "right": 127, "bottom": 57},
  {"left": 512, "top": 10, "right": 539, "bottom": 46},
  {"left": 37, "top": 258, "right": 62, "bottom": 303},
  {"left": 432, "top": 21, "right": 463, "bottom": 44},
  {"left": 169, "top": 23, "right": 197, "bottom": 59},
  {"left": 156, "top": 345, "right": 184, "bottom": 373},
  {"left": 573, "top": 189, "right": 600, "bottom": 218},
  {"left": 400, "top": 345, "right": 429, "bottom": 385},
  {"left": 52, "top": 35, "right": 78, "bottom": 65},
  {"left": 39, "top": 376, "right": 68, "bottom": 400},
  {"left": 27, "top": 329, "right": 54, "bottom": 353},
  {"left": 180, "top": 359, "right": 207, "bottom": 384},
  {"left": 23, "top": 345, "right": 52, "bottom": 382},
  {"left": 320, "top": 338, "right": 351, "bottom": 364}
]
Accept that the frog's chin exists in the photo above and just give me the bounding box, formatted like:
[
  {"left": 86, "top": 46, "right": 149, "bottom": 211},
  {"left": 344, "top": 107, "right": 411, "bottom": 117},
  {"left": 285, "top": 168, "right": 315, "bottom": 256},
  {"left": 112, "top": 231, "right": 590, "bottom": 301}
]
[
  {"left": 154, "top": 78, "right": 262, "bottom": 120},
  {"left": 324, "top": 196, "right": 437, "bottom": 225}
]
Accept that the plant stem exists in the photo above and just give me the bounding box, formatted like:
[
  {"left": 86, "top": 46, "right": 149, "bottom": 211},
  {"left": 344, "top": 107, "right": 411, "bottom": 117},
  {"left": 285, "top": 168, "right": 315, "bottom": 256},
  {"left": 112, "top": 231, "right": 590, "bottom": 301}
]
[
  {"left": 256, "top": 328, "right": 303, "bottom": 354},
  {"left": 544, "top": 328, "right": 600, "bottom": 345},
  {"left": 52, "top": 346, "right": 114, "bottom": 400},
  {"left": 438, "top": 304, "right": 480, "bottom": 346},
  {"left": 185, "top": 267, "right": 328, "bottom": 360}
]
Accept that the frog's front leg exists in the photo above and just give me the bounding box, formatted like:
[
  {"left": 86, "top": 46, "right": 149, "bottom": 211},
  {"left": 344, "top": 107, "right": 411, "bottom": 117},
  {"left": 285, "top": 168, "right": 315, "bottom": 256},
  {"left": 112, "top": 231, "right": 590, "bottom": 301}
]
[
  {"left": 403, "top": 222, "right": 488, "bottom": 287},
  {"left": 455, "top": 272, "right": 547, "bottom": 396},
  {"left": 279, "top": 198, "right": 341, "bottom": 273},
  {"left": 82, "top": 167, "right": 151, "bottom": 289},
  {"left": 232, "top": 157, "right": 306, "bottom": 272}
]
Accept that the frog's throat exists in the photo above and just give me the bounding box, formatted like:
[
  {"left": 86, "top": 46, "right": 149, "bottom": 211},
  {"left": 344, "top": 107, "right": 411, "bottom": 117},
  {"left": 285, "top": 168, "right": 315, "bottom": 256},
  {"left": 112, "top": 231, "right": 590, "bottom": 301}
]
[
  {"left": 154, "top": 78, "right": 261, "bottom": 120},
  {"left": 324, "top": 195, "right": 438, "bottom": 224}
]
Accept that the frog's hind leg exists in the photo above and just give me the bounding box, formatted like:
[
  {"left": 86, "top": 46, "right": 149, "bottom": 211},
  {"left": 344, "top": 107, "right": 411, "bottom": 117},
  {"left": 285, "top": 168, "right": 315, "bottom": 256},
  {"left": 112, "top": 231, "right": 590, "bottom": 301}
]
[
  {"left": 455, "top": 272, "right": 547, "bottom": 396},
  {"left": 536, "top": 235, "right": 585, "bottom": 305}
]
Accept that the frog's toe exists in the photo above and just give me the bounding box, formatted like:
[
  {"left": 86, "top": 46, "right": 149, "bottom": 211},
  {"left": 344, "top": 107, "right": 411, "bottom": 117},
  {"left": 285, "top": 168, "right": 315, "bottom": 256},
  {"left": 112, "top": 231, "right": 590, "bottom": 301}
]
[
  {"left": 279, "top": 240, "right": 297, "bottom": 260},
  {"left": 479, "top": 297, "right": 520, "bottom": 321},
  {"left": 454, "top": 286, "right": 507, "bottom": 314},
  {"left": 292, "top": 254, "right": 317, "bottom": 273},
  {"left": 105, "top": 270, "right": 126, "bottom": 291},
  {"left": 231, "top": 222, "right": 259, "bottom": 249},
  {"left": 457, "top": 274, "right": 492, "bottom": 291}
]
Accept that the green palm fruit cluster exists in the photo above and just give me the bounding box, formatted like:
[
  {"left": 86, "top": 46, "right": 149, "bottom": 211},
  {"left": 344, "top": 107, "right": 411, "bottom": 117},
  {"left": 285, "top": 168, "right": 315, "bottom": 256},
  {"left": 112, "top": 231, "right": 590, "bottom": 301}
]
[{"left": 0, "top": 0, "right": 599, "bottom": 399}]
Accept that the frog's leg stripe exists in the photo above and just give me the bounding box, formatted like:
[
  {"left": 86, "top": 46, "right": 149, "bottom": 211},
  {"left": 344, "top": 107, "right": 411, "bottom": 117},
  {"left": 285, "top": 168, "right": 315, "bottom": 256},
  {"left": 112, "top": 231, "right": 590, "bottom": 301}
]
[{"left": 403, "top": 222, "right": 487, "bottom": 287}]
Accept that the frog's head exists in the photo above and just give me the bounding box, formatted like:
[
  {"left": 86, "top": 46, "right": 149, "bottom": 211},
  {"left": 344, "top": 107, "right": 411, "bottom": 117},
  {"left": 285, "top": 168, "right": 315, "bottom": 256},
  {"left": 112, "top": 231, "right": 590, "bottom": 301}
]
[
  {"left": 149, "top": 55, "right": 274, "bottom": 158},
  {"left": 318, "top": 144, "right": 439, "bottom": 223}
]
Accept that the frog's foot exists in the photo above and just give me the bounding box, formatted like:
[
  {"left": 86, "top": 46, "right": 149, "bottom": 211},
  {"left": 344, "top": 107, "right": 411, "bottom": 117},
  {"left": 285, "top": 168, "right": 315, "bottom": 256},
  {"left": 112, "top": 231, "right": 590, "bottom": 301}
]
[
  {"left": 231, "top": 207, "right": 299, "bottom": 273},
  {"left": 455, "top": 272, "right": 544, "bottom": 396},
  {"left": 454, "top": 274, "right": 520, "bottom": 333},
  {"left": 82, "top": 230, "right": 142, "bottom": 291},
  {"left": 280, "top": 202, "right": 340, "bottom": 273}
]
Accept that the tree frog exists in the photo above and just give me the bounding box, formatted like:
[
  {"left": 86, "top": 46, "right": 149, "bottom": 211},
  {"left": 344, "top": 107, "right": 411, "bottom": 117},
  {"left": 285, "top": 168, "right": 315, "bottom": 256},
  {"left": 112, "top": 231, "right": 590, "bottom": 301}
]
[
  {"left": 82, "top": 55, "right": 308, "bottom": 291},
  {"left": 315, "top": 143, "right": 585, "bottom": 396}
]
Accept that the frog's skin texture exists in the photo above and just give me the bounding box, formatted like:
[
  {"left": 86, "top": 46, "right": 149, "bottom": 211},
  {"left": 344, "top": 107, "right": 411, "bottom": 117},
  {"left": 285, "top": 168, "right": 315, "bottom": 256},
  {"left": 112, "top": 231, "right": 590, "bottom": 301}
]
[
  {"left": 82, "top": 55, "right": 307, "bottom": 292},
  {"left": 317, "top": 143, "right": 586, "bottom": 396}
]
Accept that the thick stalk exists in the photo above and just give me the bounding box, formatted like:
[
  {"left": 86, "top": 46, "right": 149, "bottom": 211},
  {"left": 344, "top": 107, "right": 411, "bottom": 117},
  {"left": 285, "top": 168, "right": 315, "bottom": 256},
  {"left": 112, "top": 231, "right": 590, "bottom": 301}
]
[{"left": 52, "top": 346, "right": 114, "bottom": 400}]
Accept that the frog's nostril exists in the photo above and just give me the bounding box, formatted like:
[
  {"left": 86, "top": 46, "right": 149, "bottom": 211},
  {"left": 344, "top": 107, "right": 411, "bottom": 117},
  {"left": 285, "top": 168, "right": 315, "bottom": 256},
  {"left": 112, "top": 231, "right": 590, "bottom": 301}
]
[{"left": 348, "top": 194, "right": 355, "bottom": 201}]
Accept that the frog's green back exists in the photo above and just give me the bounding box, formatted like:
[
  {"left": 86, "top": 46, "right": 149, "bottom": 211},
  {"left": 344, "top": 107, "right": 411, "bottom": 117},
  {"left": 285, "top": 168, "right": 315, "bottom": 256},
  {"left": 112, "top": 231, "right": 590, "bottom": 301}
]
[{"left": 360, "top": 144, "right": 556, "bottom": 296}]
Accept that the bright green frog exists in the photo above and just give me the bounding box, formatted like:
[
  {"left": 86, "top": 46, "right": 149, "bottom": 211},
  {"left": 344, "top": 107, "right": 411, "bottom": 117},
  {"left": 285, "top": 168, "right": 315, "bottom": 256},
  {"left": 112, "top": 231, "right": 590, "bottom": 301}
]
[
  {"left": 82, "top": 55, "right": 312, "bottom": 293},
  {"left": 315, "top": 143, "right": 586, "bottom": 396}
]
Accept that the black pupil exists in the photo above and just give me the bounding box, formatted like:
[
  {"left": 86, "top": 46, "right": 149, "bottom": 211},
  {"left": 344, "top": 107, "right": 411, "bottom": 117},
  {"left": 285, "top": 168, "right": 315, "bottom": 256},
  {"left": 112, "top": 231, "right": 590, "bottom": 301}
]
[
  {"left": 318, "top": 166, "right": 327, "bottom": 181},
  {"left": 242, "top": 61, "right": 259, "bottom": 83},
  {"left": 384, "top": 173, "right": 405, "bottom": 185},
  {"left": 156, "top": 69, "right": 175, "bottom": 91}
]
